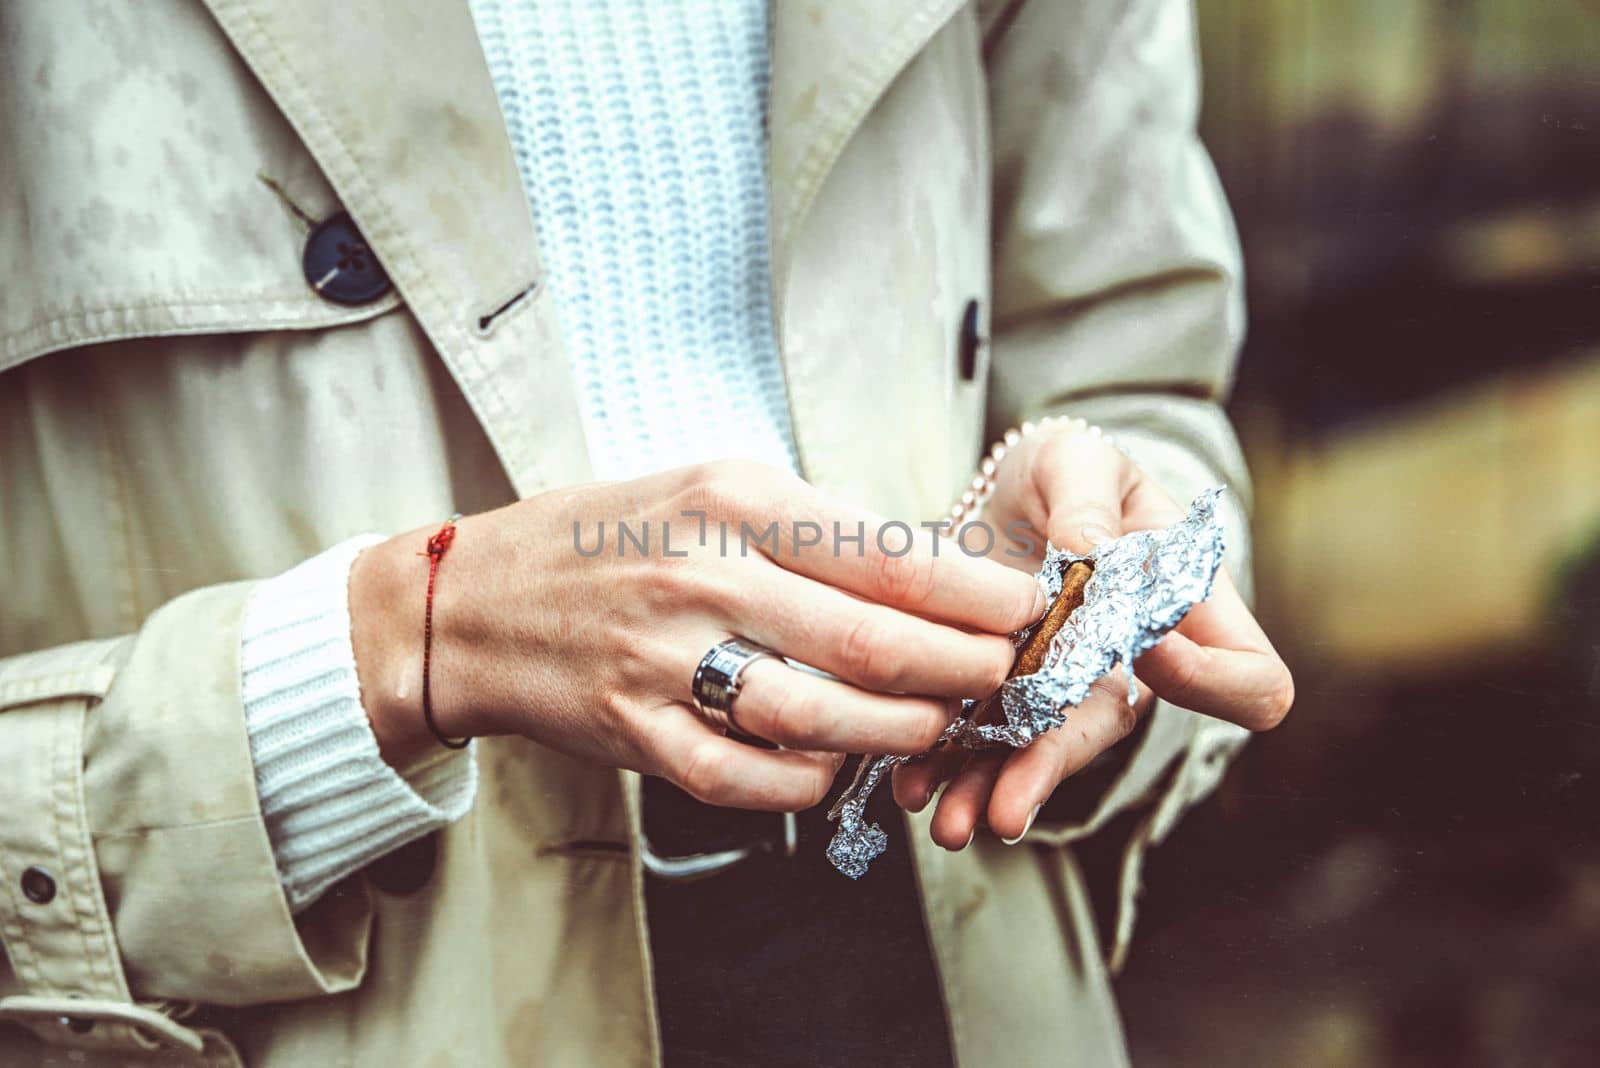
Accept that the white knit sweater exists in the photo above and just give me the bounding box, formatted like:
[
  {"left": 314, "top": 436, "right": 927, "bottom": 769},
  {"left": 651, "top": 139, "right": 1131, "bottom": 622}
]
[
  {"left": 476, "top": 0, "right": 799, "bottom": 479},
  {"left": 241, "top": 537, "right": 479, "bottom": 911},
  {"left": 242, "top": 0, "right": 795, "bottom": 910}
]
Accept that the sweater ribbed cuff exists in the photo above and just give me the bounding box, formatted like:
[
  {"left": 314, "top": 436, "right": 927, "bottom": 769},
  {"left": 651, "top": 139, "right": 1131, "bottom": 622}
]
[{"left": 240, "top": 534, "right": 478, "bottom": 913}]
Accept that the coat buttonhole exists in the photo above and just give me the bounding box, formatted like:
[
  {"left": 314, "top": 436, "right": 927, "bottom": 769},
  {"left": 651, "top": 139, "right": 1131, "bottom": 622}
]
[{"left": 474, "top": 280, "right": 542, "bottom": 337}]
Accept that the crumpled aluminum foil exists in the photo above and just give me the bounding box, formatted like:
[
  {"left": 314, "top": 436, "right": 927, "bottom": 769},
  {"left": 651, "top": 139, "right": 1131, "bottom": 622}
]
[{"left": 825, "top": 487, "right": 1228, "bottom": 879}]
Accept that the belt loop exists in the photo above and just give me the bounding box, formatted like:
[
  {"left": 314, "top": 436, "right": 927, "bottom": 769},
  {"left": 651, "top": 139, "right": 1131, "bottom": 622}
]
[
  {"left": 0, "top": 650, "right": 215, "bottom": 1061},
  {"left": 639, "top": 841, "right": 758, "bottom": 881},
  {"left": 0, "top": 995, "right": 207, "bottom": 1055},
  {"left": 639, "top": 810, "right": 799, "bottom": 881}
]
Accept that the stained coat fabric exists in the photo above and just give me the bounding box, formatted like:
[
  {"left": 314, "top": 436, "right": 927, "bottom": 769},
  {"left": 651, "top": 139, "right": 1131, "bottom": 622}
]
[{"left": 0, "top": 1, "right": 1254, "bottom": 1064}]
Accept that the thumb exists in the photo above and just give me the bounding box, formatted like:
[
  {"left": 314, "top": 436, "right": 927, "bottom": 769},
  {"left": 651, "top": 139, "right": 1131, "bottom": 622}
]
[{"left": 1035, "top": 429, "right": 1132, "bottom": 554}]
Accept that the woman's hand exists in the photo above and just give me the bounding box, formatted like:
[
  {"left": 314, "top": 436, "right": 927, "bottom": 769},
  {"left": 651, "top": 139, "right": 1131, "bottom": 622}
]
[
  {"left": 349, "top": 460, "right": 1044, "bottom": 812},
  {"left": 892, "top": 422, "right": 1295, "bottom": 848}
]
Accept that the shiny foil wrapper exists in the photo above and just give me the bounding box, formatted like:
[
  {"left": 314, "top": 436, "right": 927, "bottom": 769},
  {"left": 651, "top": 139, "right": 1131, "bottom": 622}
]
[{"left": 825, "top": 487, "right": 1229, "bottom": 879}]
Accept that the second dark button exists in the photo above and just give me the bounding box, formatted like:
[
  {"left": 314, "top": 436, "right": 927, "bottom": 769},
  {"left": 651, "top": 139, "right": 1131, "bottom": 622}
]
[
  {"left": 302, "top": 211, "right": 393, "bottom": 306},
  {"left": 958, "top": 298, "right": 986, "bottom": 382},
  {"left": 21, "top": 865, "right": 56, "bottom": 904}
]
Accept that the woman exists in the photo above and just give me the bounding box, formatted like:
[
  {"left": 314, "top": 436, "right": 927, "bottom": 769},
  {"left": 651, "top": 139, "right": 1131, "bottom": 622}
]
[{"left": 0, "top": 0, "right": 1290, "bottom": 1064}]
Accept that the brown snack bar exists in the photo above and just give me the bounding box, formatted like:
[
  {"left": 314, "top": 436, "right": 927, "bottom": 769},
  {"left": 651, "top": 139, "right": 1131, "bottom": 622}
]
[{"left": 968, "top": 560, "right": 1093, "bottom": 725}]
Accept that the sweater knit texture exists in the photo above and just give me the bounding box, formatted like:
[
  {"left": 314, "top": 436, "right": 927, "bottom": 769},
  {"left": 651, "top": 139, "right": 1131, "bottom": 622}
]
[
  {"left": 241, "top": 536, "right": 478, "bottom": 913},
  {"left": 472, "top": 0, "right": 800, "bottom": 479}
]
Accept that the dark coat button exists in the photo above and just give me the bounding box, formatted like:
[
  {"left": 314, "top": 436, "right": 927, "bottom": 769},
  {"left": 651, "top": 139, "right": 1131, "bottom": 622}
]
[
  {"left": 21, "top": 865, "right": 56, "bottom": 904},
  {"left": 302, "top": 211, "right": 393, "bottom": 306},
  {"left": 366, "top": 832, "right": 438, "bottom": 896},
  {"left": 958, "top": 299, "right": 986, "bottom": 382}
]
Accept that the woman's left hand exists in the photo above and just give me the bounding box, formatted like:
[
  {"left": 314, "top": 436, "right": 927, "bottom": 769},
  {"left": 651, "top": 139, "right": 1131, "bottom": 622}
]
[{"left": 890, "top": 420, "right": 1296, "bottom": 849}]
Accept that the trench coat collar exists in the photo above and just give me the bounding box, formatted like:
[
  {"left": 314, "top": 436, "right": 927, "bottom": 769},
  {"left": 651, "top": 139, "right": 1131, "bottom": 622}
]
[
  {"left": 200, "top": 0, "right": 964, "bottom": 491},
  {"left": 198, "top": 0, "right": 584, "bottom": 497},
  {"left": 766, "top": 0, "right": 966, "bottom": 309}
]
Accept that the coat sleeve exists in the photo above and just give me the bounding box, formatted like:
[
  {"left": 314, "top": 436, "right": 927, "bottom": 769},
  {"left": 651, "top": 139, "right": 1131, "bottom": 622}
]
[
  {"left": 981, "top": 0, "right": 1254, "bottom": 968},
  {"left": 0, "top": 580, "right": 373, "bottom": 1056}
]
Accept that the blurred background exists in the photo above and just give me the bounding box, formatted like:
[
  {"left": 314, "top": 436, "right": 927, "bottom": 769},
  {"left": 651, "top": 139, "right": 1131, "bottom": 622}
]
[{"left": 1115, "top": 1, "right": 1600, "bottom": 1065}]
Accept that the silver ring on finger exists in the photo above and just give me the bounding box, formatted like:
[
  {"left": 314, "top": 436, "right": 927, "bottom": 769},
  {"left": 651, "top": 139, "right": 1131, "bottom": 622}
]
[{"left": 691, "top": 637, "right": 782, "bottom": 735}]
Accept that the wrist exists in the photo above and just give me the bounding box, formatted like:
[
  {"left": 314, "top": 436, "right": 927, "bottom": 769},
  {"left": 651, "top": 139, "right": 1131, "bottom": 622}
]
[{"left": 349, "top": 528, "right": 465, "bottom": 769}]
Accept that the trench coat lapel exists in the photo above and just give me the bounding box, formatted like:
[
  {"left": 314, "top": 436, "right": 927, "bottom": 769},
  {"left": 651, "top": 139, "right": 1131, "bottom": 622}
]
[
  {"left": 766, "top": 0, "right": 967, "bottom": 310},
  {"left": 198, "top": 0, "right": 967, "bottom": 497},
  {"left": 765, "top": 0, "right": 967, "bottom": 499},
  {"left": 199, "top": 0, "right": 593, "bottom": 497}
]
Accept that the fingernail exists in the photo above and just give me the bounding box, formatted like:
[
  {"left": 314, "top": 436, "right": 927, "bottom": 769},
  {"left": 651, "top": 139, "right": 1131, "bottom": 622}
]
[
  {"left": 1080, "top": 523, "right": 1115, "bottom": 548},
  {"left": 963, "top": 827, "right": 976, "bottom": 850},
  {"left": 1002, "top": 804, "right": 1042, "bottom": 846},
  {"left": 1032, "top": 584, "right": 1049, "bottom": 619}
]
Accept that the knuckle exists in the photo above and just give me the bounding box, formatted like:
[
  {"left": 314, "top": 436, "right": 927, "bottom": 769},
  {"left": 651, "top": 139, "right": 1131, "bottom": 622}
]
[
  {"left": 1254, "top": 670, "right": 1295, "bottom": 731},
  {"left": 1014, "top": 578, "right": 1044, "bottom": 627},
  {"left": 672, "top": 558, "right": 732, "bottom": 610},
  {"left": 1165, "top": 648, "right": 1204, "bottom": 708},
  {"left": 691, "top": 458, "right": 751, "bottom": 485},
  {"left": 620, "top": 634, "right": 683, "bottom": 693},
  {"left": 702, "top": 457, "right": 767, "bottom": 482},
  {"left": 839, "top": 614, "right": 906, "bottom": 687},
  {"left": 912, "top": 702, "right": 951, "bottom": 750},
  {"left": 799, "top": 764, "right": 834, "bottom": 810},
  {"left": 1038, "top": 425, "right": 1078, "bottom": 466},
  {"left": 601, "top": 675, "right": 643, "bottom": 722},
  {"left": 1088, "top": 675, "right": 1120, "bottom": 701},
  {"left": 603, "top": 694, "right": 653, "bottom": 761},
  {"left": 1078, "top": 504, "right": 1120, "bottom": 535},
  {"left": 634, "top": 559, "right": 688, "bottom": 607},
  {"left": 1112, "top": 693, "right": 1141, "bottom": 740},
  {"left": 676, "top": 739, "right": 727, "bottom": 805},
  {"left": 1084, "top": 675, "right": 1139, "bottom": 741},
  {"left": 678, "top": 482, "right": 733, "bottom": 523},
  {"left": 703, "top": 458, "right": 789, "bottom": 502},
  {"left": 681, "top": 461, "right": 759, "bottom": 516},
  {"left": 872, "top": 548, "right": 937, "bottom": 610},
  {"left": 980, "top": 643, "right": 1013, "bottom": 695},
  {"left": 759, "top": 683, "right": 810, "bottom": 746}
]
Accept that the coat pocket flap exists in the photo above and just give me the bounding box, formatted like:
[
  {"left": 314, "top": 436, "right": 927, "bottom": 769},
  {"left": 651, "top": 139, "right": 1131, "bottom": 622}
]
[
  {"left": 0, "top": 3, "right": 401, "bottom": 375},
  {"left": 0, "top": 639, "right": 122, "bottom": 710}
]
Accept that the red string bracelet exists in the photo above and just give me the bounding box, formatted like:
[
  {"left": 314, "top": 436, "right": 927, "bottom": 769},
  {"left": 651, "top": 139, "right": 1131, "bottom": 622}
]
[{"left": 419, "top": 513, "right": 470, "bottom": 750}]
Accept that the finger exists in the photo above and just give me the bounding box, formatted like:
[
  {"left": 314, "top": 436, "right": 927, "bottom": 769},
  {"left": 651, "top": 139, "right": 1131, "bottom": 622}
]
[
  {"left": 1168, "top": 567, "right": 1273, "bottom": 652},
  {"left": 651, "top": 702, "right": 843, "bottom": 811},
  {"left": 757, "top": 490, "right": 1046, "bottom": 635},
  {"left": 892, "top": 746, "right": 966, "bottom": 813},
  {"left": 986, "top": 675, "right": 1149, "bottom": 840},
  {"left": 1028, "top": 426, "right": 1139, "bottom": 553},
  {"left": 1135, "top": 629, "right": 1294, "bottom": 731},
  {"left": 725, "top": 563, "right": 1018, "bottom": 699},
  {"left": 722, "top": 658, "right": 961, "bottom": 755},
  {"left": 1131, "top": 567, "right": 1294, "bottom": 730},
  {"left": 929, "top": 751, "right": 1006, "bottom": 850}
]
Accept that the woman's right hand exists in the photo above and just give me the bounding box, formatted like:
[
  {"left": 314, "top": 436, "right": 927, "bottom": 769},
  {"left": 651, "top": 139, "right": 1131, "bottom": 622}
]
[{"left": 349, "top": 460, "right": 1044, "bottom": 812}]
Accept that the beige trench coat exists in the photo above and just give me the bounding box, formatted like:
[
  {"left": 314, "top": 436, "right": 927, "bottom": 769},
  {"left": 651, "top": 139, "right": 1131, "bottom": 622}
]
[{"left": 0, "top": 0, "right": 1255, "bottom": 1064}]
